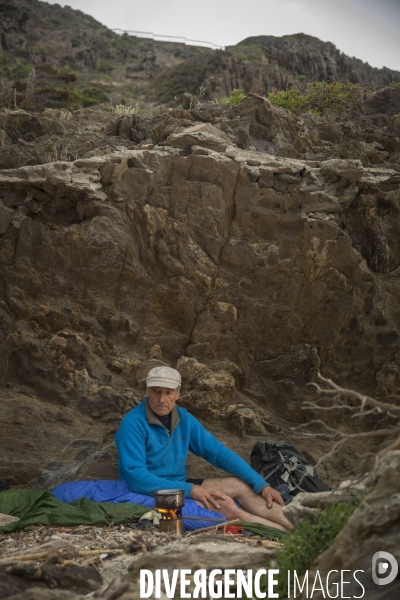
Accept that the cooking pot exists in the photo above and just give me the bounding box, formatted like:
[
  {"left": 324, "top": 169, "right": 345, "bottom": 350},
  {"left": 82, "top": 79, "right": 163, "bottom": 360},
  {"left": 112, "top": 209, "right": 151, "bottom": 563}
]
[{"left": 154, "top": 489, "right": 185, "bottom": 509}]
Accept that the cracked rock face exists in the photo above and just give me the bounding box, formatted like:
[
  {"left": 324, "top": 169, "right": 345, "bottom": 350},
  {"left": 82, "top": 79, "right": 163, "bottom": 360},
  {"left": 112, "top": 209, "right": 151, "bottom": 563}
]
[{"left": 1, "top": 94, "right": 400, "bottom": 487}]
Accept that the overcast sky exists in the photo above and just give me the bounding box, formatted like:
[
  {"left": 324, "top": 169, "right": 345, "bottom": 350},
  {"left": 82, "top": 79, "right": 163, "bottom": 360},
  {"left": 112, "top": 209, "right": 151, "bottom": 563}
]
[{"left": 49, "top": 0, "right": 400, "bottom": 71}]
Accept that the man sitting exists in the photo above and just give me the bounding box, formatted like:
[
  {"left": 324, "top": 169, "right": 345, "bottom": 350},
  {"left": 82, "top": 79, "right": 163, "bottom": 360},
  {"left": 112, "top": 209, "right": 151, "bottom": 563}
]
[{"left": 115, "top": 366, "right": 293, "bottom": 531}]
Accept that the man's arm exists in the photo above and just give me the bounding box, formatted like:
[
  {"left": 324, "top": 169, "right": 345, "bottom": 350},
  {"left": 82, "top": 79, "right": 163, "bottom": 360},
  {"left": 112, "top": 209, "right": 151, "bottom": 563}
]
[
  {"left": 187, "top": 413, "right": 269, "bottom": 494},
  {"left": 115, "top": 415, "right": 194, "bottom": 497}
]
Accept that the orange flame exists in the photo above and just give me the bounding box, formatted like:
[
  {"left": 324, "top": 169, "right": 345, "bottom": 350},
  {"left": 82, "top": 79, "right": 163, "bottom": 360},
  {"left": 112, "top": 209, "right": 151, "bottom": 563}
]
[{"left": 157, "top": 508, "right": 178, "bottom": 520}]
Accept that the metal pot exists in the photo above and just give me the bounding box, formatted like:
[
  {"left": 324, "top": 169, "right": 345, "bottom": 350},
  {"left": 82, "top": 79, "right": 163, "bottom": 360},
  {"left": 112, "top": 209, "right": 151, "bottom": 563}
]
[{"left": 154, "top": 489, "right": 185, "bottom": 509}]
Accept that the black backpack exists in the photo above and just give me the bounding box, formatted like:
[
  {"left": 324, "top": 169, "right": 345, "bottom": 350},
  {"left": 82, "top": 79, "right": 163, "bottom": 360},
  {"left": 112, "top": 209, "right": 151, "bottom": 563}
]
[
  {"left": 251, "top": 441, "right": 330, "bottom": 503},
  {"left": 0, "top": 480, "right": 10, "bottom": 492}
]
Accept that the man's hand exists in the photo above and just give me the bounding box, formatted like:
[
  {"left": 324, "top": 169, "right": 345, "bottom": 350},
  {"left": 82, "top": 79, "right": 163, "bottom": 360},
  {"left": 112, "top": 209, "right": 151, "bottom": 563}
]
[
  {"left": 261, "top": 485, "right": 284, "bottom": 508},
  {"left": 190, "top": 484, "right": 227, "bottom": 511}
]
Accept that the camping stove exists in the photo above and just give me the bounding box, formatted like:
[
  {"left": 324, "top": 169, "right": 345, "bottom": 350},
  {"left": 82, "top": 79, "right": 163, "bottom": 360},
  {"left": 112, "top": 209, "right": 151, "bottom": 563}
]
[{"left": 154, "top": 489, "right": 185, "bottom": 535}]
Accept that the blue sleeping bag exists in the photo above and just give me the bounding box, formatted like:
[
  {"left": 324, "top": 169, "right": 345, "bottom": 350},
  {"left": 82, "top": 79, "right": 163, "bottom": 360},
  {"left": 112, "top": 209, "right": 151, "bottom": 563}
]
[{"left": 52, "top": 480, "right": 227, "bottom": 531}]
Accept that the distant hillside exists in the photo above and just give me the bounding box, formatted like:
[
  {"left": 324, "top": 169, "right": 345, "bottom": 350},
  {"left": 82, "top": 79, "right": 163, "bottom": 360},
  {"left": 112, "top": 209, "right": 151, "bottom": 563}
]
[
  {"left": 1, "top": 0, "right": 400, "bottom": 111},
  {"left": 0, "top": 0, "right": 204, "bottom": 110}
]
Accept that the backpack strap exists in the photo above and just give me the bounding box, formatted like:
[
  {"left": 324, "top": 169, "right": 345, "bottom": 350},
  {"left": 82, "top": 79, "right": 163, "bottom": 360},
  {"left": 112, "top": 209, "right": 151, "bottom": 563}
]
[{"left": 262, "top": 460, "right": 284, "bottom": 482}]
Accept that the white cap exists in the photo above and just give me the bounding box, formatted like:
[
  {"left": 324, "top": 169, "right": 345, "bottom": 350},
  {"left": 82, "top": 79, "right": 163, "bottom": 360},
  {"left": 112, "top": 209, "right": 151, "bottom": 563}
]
[{"left": 146, "top": 366, "right": 181, "bottom": 389}]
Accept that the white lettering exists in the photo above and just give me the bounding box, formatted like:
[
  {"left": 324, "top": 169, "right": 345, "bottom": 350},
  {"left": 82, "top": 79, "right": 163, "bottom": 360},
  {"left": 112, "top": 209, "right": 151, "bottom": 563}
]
[
  {"left": 180, "top": 569, "right": 192, "bottom": 598},
  {"left": 353, "top": 570, "right": 365, "bottom": 599},
  {"left": 341, "top": 570, "right": 351, "bottom": 598},
  {"left": 326, "top": 570, "right": 339, "bottom": 598},
  {"left": 268, "top": 569, "right": 279, "bottom": 598},
  {"left": 224, "top": 569, "right": 236, "bottom": 598},
  {"left": 311, "top": 571, "right": 326, "bottom": 598},
  {"left": 254, "top": 569, "right": 267, "bottom": 599},
  {"left": 193, "top": 569, "right": 207, "bottom": 598},
  {"left": 163, "top": 569, "right": 179, "bottom": 599},
  {"left": 155, "top": 569, "right": 161, "bottom": 598},
  {"left": 139, "top": 570, "right": 153, "bottom": 598},
  {"left": 208, "top": 569, "right": 223, "bottom": 599},
  {"left": 237, "top": 570, "right": 253, "bottom": 598},
  {"left": 294, "top": 571, "right": 309, "bottom": 597}
]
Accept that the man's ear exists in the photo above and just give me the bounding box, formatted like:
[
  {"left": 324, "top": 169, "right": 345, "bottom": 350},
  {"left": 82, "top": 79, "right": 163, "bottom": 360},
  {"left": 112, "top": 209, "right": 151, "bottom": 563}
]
[{"left": 176, "top": 388, "right": 181, "bottom": 400}]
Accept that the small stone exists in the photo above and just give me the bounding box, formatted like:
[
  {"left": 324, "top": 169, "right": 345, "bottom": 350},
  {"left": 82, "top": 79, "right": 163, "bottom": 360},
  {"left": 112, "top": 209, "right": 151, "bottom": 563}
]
[{"left": 0, "top": 202, "right": 14, "bottom": 234}]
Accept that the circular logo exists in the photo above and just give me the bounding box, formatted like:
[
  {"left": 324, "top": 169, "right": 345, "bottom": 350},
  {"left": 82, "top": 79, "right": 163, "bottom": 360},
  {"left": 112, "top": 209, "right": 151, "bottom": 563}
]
[{"left": 372, "top": 552, "right": 398, "bottom": 586}]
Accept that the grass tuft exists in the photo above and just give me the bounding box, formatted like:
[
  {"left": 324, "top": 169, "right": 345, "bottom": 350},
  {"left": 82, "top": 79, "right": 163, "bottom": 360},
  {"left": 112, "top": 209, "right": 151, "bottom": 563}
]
[
  {"left": 260, "top": 496, "right": 364, "bottom": 599},
  {"left": 113, "top": 103, "right": 140, "bottom": 115}
]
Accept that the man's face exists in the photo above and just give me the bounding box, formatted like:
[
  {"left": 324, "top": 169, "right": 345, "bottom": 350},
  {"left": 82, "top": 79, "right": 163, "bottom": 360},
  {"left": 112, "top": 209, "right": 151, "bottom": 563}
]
[{"left": 146, "top": 386, "right": 180, "bottom": 416}]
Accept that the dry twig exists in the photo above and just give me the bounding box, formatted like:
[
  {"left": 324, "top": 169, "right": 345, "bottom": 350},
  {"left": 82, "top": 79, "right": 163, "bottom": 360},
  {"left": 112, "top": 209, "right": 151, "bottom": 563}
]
[{"left": 300, "top": 372, "right": 400, "bottom": 483}]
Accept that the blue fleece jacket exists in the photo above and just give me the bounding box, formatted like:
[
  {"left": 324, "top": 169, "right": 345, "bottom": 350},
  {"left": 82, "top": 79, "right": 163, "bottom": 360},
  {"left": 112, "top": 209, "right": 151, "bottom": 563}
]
[{"left": 115, "top": 399, "right": 268, "bottom": 498}]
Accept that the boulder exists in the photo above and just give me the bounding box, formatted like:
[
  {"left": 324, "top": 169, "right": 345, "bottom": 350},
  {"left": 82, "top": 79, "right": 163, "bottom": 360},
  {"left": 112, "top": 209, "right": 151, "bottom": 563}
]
[
  {"left": 320, "top": 158, "right": 365, "bottom": 181},
  {"left": 166, "top": 123, "right": 232, "bottom": 152}
]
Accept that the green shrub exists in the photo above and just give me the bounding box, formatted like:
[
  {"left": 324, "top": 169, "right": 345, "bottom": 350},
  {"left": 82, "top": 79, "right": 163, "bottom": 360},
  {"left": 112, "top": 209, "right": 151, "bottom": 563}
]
[
  {"left": 228, "top": 43, "right": 264, "bottom": 63},
  {"left": 268, "top": 81, "right": 371, "bottom": 113},
  {"left": 214, "top": 88, "right": 247, "bottom": 106},
  {"left": 33, "top": 64, "right": 78, "bottom": 86},
  {"left": 306, "top": 81, "right": 368, "bottom": 111},
  {"left": 80, "top": 86, "right": 109, "bottom": 106},
  {"left": 268, "top": 88, "right": 308, "bottom": 110},
  {"left": 152, "top": 51, "right": 223, "bottom": 102},
  {"left": 25, "top": 33, "right": 40, "bottom": 42},
  {"left": 98, "top": 61, "right": 115, "bottom": 74},
  {"left": 11, "top": 64, "right": 32, "bottom": 76},
  {"left": 85, "top": 14, "right": 103, "bottom": 29},
  {"left": 0, "top": 2, "right": 17, "bottom": 14},
  {"left": 64, "top": 87, "right": 84, "bottom": 110},
  {"left": 260, "top": 497, "right": 364, "bottom": 599}
]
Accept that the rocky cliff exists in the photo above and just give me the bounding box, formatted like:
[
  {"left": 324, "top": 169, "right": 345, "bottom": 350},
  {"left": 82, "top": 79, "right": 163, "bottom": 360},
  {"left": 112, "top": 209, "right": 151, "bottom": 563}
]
[
  {"left": 154, "top": 34, "right": 400, "bottom": 103},
  {"left": 1, "top": 86, "right": 400, "bottom": 488},
  {"left": 1, "top": 0, "right": 400, "bottom": 110}
]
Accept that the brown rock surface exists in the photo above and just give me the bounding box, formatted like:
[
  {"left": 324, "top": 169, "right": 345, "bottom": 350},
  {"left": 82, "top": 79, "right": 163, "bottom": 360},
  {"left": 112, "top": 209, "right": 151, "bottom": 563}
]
[{"left": 0, "top": 91, "right": 399, "bottom": 489}]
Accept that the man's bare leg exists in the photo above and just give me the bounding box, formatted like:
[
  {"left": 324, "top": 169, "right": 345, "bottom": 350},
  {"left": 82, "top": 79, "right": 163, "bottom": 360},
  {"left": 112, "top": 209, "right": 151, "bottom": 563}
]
[
  {"left": 211, "top": 495, "right": 289, "bottom": 531},
  {"left": 203, "top": 476, "right": 293, "bottom": 531}
]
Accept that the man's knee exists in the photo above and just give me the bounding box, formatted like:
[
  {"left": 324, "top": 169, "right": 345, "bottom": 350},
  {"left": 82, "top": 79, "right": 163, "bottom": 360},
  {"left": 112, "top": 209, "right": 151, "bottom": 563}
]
[
  {"left": 228, "top": 476, "right": 254, "bottom": 497},
  {"left": 219, "top": 495, "right": 237, "bottom": 510},
  {"left": 202, "top": 476, "right": 254, "bottom": 500},
  {"left": 217, "top": 494, "right": 241, "bottom": 518}
]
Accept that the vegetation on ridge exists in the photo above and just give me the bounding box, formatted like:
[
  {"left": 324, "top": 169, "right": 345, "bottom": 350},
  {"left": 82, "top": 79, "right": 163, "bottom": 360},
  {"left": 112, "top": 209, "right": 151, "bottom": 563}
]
[
  {"left": 2, "top": 0, "right": 400, "bottom": 112},
  {"left": 261, "top": 497, "right": 364, "bottom": 599},
  {"left": 267, "top": 81, "right": 374, "bottom": 114},
  {"left": 213, "top": 89, "right": 247, "bottom": 106}
]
